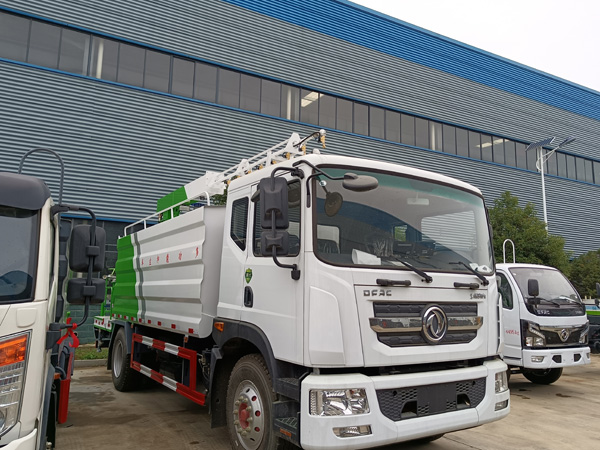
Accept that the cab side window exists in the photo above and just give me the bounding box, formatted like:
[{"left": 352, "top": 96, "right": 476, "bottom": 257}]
[
  {"left": 498, "top": 273, "right": 513, "bottom": 309},
  {"left": 253, "top": 180, "right": 301, "bottom": 256},
  {"left": 230, "top": 197, "right": 249, "bottom": 251}
]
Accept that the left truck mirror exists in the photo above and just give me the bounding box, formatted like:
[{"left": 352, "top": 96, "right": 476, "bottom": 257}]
[{"left": 68, "top": 225, "right": 106, "bottom": 272}]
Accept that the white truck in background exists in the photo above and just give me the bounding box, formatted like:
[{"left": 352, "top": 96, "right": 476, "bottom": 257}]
[
  {"left": 0, "top": 149, "right": 106, "bottom": 449},
  {"left": 95, "top": 130, "right": 509, "bottom": 450},
  {"left": 498, "top": 241, "right": 590, "bottom": 384}
]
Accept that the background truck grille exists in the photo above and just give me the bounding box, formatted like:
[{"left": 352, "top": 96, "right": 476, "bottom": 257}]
[{"left": 376, "top": 378, "right": 486, "bottom": 421}]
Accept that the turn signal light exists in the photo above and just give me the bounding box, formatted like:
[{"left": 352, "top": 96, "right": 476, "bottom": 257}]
[{"left": 0, "top": 335, "right": 27, "bottom": 367}]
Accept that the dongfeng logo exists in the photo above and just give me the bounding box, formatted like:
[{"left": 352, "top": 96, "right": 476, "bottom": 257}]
[
  {"left": 422, "top": 305, "right": 448, "bottom": 344},
  {"left": 559, "top": 328, "right": 571, "bottom": 342}
]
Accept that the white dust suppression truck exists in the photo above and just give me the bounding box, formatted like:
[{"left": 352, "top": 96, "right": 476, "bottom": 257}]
[
  {"left": 94, "top": 130, "right": 509, "bottom": 449},
  {"left": 0, "top": 149, "right": 106, "bottom": 449},
  {"left": 498, "top": 241, "right": 590, "bottom": 384}
]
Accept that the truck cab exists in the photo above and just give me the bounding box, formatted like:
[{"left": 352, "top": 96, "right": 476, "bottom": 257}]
[
  {"left": 1, "top": 151, "right": 105, "bottom": 449},
  {"left": 497, "top": 263, "right": 590, "bottom": 384}
]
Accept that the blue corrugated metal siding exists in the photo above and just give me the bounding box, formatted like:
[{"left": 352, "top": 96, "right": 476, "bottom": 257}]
[{"left": 223, "top": 0, "right": 600, "bottom": 121}]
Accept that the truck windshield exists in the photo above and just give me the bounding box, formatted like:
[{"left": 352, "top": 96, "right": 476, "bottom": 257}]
[
  {"left": 0, "top": 206, "right": 38, "bottom": 302},
  {"left": 313, "top": 167, "right": 493, "bottom": 275},
  {"left": 509, "top": 267, "right": 585, "bottom": 316}
]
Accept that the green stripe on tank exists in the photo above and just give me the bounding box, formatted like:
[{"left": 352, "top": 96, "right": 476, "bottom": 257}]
[
  {"left": 111, "top": 234, "right": 140, "bottom": 320},
  {"left": 157, "top": 186, "right": 188, "bottom": 221}
]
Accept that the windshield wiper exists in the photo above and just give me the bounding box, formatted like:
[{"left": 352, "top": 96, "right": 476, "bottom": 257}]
[
  {"left": 393, "top": 258, "right": 433, "bottom": 283},
  {"left": 527, "top": 297, "right": 561, "bottom": 307},
  {"left": 450, "top": 261, "right": 489, "bottom": 286}
]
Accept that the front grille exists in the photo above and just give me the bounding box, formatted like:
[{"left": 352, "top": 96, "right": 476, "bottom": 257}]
[
  {"left": 541, "top": 325, "right": 586, "bottom": 347},
  {"left": 371, "top": 302, "right": 481, "bottom": 347},
  {"left": 376, "top": 378, "right": 486, "bottom": 421}
]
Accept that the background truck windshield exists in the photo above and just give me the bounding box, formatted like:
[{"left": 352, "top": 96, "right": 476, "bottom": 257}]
[
  {"left": 0, "top": 206, "right": 38, "bottom": 302},
  {"left": 313, "top": 168, "right": 493, "bottom": 274},
  {"left": 509, "top": 267, "right": 585, "bottom": 316}
]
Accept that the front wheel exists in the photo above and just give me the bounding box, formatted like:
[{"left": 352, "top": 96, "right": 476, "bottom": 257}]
[
  {"left": 226, "top": 354, "right": 292, "bottom": 450},
  {"left": 523, "top": 367, "right": 563, "bottom": 385}
]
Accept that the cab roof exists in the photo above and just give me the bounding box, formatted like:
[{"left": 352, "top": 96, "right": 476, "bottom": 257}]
[{"left": 0, "top": 172, "right": 51, "bottom": 210}]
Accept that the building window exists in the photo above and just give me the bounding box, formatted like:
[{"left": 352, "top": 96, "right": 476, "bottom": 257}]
[
  {"left": 415, "top": 117, "right": 429, "bottom": 149},
  {"left": 217, "top": 68, "right": 240, "bottom": 108},
  {"left": 353, "top": 103, "right": 368, "bottom": 136},
  {"left": 336, "top": 98, "right": 353, "bottom": 132},
  {"left": 480, "top": 135, "right": 493, "bottom": 162},
  {"left": 456, "top": 128, "right": 469, "bottom": 157},
  {"left": 504, "top": 140, "right": 516, "bottom": 167},
  {"left": 319, "top": 94, "right": 336, "bottom": 129},
  {"left": 0, "top": 12, "right": 30, "bottom": 62},
  {"left": 442, "top": 124, "right": 456, "bottom": 154},
  {"left": 240, "top": 74, "right": 261, "bottom": 113},
  {"left": 492, "top": 137, "right": 505, "bottom": 164},
  {"left": 584, "top": 159, "right": 594, "bottom": 183},
  {"left": 28, "top": 21, "right": 61, "bottom": 69},
  {"left": 281, "top": 85, "right": 300, "bottom": 121},
  {"left": 90, "top": 37, "right": 118, "bottom": 81},
  {"left": 194, "top": 62, "right": 217, "bottom": 102},
  {"left": 260, "top": 79, "right": 280, "bottom": 117},
  {"left": 546, "top": 152, "right": 558, "bottom": 175},
  {"left": 171, "top": 57, "right": 194, "bottom": 98},
  {"left": 400, "top": 114, "right": 415, "bottom": 146},
  {"left": 385, "top": 110, "right": 401, "bottom": 142},
  {"left": 468, "top": 131, "right": 481, "bottom": 159},
  {"left": 300, "top": 89, "right": 319, "bottom": 125},
  {"left": 429, "top": 122, "right": 442, "bottom": 151},
  {"left": 565, "top": 154, "right": 576, "bottom": 179},
  {"left": 369, "top": 106, "right": 385, "bottom": 139},
  {"left": 117, "top": 43, "right": 145, "bottom": 87},
  {"left": 58, "top": 29, "right": 90, "bottom": 75},
  {"left": 515, "top": 142, "right": 527, "bottom": 169},
  {"left": 144, "top": 49, "right": 170, "bottom": 92}
]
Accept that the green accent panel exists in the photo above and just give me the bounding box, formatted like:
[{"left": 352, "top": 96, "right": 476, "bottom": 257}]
[
  {"left": 111, "top": 235, "right": 140, "bottom": 320},
  {"left": 156, "top": 186, "right": 188, "bottom": 221}
]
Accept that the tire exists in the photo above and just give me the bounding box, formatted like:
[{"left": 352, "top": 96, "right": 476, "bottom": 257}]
[
  {"left": 226, "top": 354, "right": 293, "bottom": 450},
  {"left": 112, "top": 327, "right": 142, "bottom": 392},
  {"left": 522, "top": 367, "right": 563, "bottom": 385}
]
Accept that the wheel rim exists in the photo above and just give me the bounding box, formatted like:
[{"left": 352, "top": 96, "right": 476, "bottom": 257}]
[
  {"left": 231, "top": 381, "right": 266, "bottom": 450},
  {"left": 113, "top": 339, "right": 124, "bottom": 378}
]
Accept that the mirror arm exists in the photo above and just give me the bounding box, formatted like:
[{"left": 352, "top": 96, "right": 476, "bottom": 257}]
[
  {"left": 271, "top": 248, "right": 300, "bottom": 280},
  {"left": 293, "top": 160, "right": 345, "bottom": 208}
]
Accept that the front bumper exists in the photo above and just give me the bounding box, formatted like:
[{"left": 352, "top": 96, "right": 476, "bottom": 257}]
[
  {"left": 300, "top": 359, "right": 509, "bottom": 450},
  {"left": 522, "top": 346, "right": 591, "bottom": 369},
  {"left": 0, "top": 428, "right": 37, "bottom": 450}
]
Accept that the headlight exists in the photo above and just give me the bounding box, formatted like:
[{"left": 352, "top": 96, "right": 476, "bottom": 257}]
[
  {"left": 309, "top": 389, "right": 369, "bottom": 416},
  {"left": 0, "top": 332, "right": 28, "bottom": 437},
  {"left": 495, "top": 371, "right": 508, "bottom": 393},
  {"left": 579, "top": 324, "right": 589, "bottom": 344},
  {"left": 523, "top": 321, "right": 546, "bottom": 347}
]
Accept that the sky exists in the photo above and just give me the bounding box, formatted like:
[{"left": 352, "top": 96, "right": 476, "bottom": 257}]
[{"left": 350, "top": 0, "right": 600, "bottom": 93}]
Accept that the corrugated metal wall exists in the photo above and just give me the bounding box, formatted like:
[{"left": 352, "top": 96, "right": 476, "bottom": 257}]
[
  {"left": 0, "top": 0, "right": 598, "bottom": 256},
  {"left": 2, "top": 0, "right": 599, "bottom": 158}
]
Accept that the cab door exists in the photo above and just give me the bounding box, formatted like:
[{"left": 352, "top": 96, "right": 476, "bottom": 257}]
[
  {"left": 498, "top": 270, "right": 523, "bottom": 363},
  {"left": 242, "top": 178, "right": 304, "bottom": 365}
]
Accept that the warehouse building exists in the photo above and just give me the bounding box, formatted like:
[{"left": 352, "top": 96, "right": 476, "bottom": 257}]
[{"left": 1, "top": 0, "right": 599, "bottom": 260}]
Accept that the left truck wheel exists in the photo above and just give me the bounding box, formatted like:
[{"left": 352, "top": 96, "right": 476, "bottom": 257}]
[{"left": 112, "top": 327, "right": 142, "bottom": 391}]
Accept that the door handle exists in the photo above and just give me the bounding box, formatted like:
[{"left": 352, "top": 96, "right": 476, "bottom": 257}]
[{"left": 244, "top": 286, "right": 254, "bottom": 308}]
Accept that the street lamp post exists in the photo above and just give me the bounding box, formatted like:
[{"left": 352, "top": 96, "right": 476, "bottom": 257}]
[{"left": 526, "top": 136, "right": 576, "bottom": 230}]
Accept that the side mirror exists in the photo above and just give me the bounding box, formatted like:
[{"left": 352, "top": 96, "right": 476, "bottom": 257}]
[
  {"left": 342, "top": 173, "right": 379, "bottom": 192},
  {"left": 69, "top": 225, "right": 106, "bottom": 272},
  {"left": 259, "top": 177, "right": 289, "bottom": 230},
  {"left": 528, "top": 279, "right": 539, "bottom": 298},
  {"left": 66, "top": 278, "right": 106, "bottom": 305},
  {"left": 261, "top": 230, "right": 290, "bottom": 257}
]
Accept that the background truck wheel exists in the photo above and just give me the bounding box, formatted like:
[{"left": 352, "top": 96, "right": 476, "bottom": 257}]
[
  {"left": 523, "top": 368, "right": 563, "bottom": 385},
  {"left": 112, "top": 328, "right": 141, "bottom": 392},
  {"left": 226, "top": 354, "right": 293, "bottom": 450}
]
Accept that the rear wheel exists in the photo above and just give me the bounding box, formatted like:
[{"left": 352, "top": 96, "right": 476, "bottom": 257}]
[
  {"left": 112, "top": 327, "right": 141, "bottom": 391},
  {"left": 523, "top": 367, "right": 563, "bottom": 385},
  {"left": 226, "top": 354, "right": 293, "bottom": 450}
]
